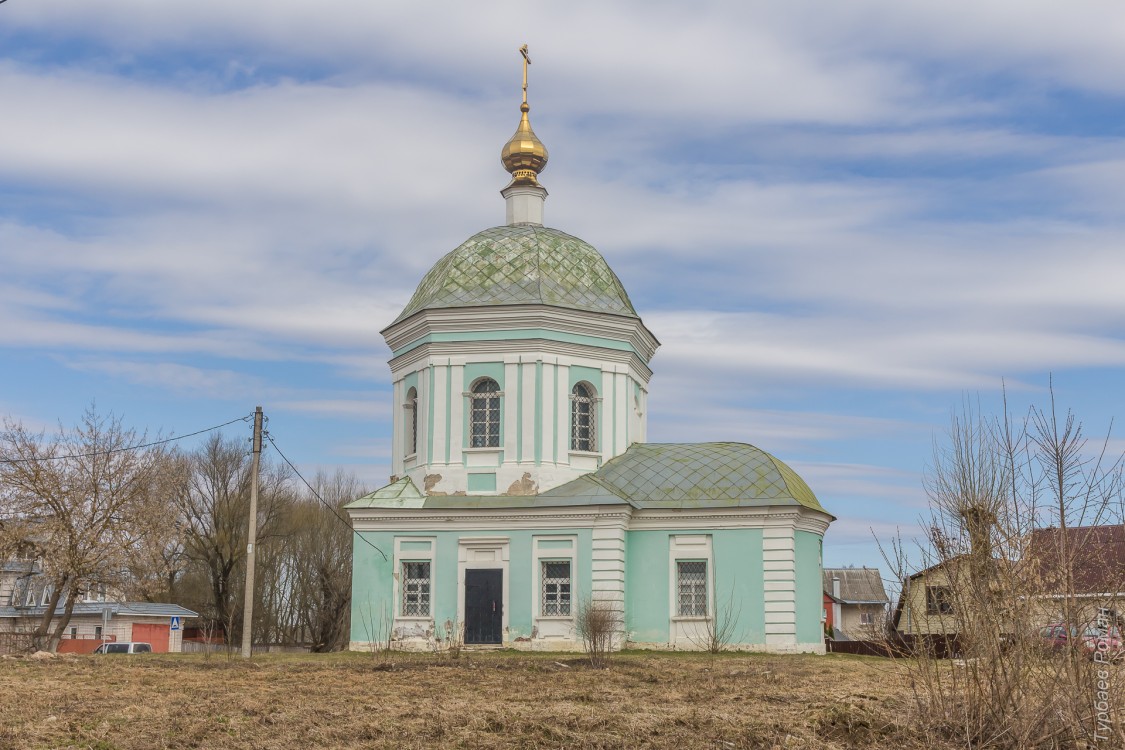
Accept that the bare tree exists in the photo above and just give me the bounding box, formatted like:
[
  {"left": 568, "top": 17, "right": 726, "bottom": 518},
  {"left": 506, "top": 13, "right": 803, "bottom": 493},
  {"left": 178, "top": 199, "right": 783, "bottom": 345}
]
[
  {"left": 0, "top": 406, "right": 175, "bottom": 651},
  {"left": 690, "top": 585, "right": 743, "bottom": 653},
  {"left": 885, "top": 389, "right": 1125, "bottom": 748},
  {"left": 173, "top": 433, "right": 292, "bottom": 637},
  {"left": 575, "top": 597, "right": 621, "bottom": 668},
  {"left": 286, "top": 469, "right": 361, "bottom": 651}
]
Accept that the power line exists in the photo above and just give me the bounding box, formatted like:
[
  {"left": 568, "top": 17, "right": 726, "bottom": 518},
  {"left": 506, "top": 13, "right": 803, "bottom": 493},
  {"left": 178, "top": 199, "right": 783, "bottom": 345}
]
[
  {"left": 264, "top": 431, "right": 387, "bottom": 561},
  {"left": 0, "top": 413, "right": 254, "bottom": 464}
]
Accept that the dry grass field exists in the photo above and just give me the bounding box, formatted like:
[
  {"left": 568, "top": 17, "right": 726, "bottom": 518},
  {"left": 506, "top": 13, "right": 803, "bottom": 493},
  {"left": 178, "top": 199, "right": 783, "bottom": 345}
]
[{"left": 0, "top": 650, "right": 941, "bottom": 750}]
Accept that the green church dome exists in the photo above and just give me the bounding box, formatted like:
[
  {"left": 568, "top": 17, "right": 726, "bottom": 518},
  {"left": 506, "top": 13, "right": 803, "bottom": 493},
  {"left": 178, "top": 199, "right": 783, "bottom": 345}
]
[{"left": 395, "top": 225, "right": 638, "bottom": 323}]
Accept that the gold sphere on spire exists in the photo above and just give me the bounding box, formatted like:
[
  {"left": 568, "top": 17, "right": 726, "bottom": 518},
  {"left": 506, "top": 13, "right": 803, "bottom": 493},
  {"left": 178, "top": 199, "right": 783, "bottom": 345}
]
[{"left": 501, "top": 44, "right": 548, "bottom": 186}]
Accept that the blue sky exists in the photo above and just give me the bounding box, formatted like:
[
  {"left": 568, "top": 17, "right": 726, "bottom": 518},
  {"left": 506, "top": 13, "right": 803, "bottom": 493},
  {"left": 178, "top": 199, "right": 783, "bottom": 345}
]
[{"left": 2, "top": 1, "right": 1124, "bottom": 581}]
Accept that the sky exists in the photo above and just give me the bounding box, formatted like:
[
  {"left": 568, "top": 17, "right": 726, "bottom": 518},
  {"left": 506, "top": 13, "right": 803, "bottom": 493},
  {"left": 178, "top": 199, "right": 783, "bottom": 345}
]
[{"left": 2, "top": 1, "right": 1124, "bottom": 584}]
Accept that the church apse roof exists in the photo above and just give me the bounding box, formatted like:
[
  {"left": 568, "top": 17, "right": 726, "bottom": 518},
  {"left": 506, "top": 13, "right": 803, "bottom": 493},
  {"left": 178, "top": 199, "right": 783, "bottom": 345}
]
[
  {"left": 394, "top": 225, "right": 638, "bottom": 323},
  {"left": 542, "top": 442, "right": 830, "bottom": 514},
  {"left": 346, "top": 443, "right": 829, "bottom": 515}
]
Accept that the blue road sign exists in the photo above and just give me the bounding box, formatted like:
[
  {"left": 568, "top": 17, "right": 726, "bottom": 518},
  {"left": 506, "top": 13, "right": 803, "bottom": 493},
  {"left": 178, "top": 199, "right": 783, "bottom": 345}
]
[{"left": 170, "top": 616, "right": 181, "bottom": 631}]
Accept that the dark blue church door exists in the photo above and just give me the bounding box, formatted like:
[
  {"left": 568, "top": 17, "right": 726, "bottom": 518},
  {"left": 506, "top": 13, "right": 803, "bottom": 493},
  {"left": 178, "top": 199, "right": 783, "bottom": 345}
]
[{"left": 464, "top": 569, "right": 503, "bottom": 645}]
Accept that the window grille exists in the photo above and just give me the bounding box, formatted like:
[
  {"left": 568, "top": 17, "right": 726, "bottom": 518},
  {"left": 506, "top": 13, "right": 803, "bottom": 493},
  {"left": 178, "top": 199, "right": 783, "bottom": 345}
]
[
  {"left": 570, "top": 383, "right": 597, "bottom": 452},
  {"left": 401, "top": 561, "right": 431, "bottom": 617},
  {"left": 470, "top": 379, "right": 501, "bottom": 448},
  {"left": 541, "top": 561, "right": 572, "bottom": 616},
  {"left": 406, "top": 387, "right": 418, "bottom": 456},
  {"left": 676, "top": 561, "right": 708, "bottom": 617}
]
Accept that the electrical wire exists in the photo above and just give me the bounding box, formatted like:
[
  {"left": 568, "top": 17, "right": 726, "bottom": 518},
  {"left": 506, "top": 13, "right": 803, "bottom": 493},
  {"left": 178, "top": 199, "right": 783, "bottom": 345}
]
[
  {"left": 264, "top": 432, "right": 387, "bottom": 561},
  {"left": 0, "top": 413, "right": 255, "bottom": 465}
]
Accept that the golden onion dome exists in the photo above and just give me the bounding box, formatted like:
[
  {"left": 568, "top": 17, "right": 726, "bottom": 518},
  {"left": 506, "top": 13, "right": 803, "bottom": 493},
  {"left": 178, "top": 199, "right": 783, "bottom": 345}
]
[
  {"left": 501, "top": 102, "right": 548, "bottom": 185},
  {"left": 502, "top": 45, "right": 548, "bottom": 186}
]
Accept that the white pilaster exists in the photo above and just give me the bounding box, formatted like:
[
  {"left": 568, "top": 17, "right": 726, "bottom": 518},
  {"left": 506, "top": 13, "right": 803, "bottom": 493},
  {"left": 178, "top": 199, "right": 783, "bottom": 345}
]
[
  {"left": 431, "top": 365, "right": 448, "bottom": 467},
  {"left": 418, "top": 367, "right": 431, "bottom": 465},
  {"left": 448, "top": 364, "right": 464, "bottom": 460},
  {"left": 556, "top": 363, "right": 569, "bottom": 464},
  {"left": 600, "top": 368, "right": 614, "bottom": 461},
  {"left": 542, "top": 362, "right": 555, "bottom": 463},
  {"left": 520, "top": 361, "right": 536, "bottom": 463},
  {"left": 503, "top": 362, "right": 519, "bottom": 459},
  {"left": 391, "top": 378, "right": 404, "bottom": 476},
  {"left": 762, "top": 526, "right": 797, "bottom": 649},
  {"left": 614, "top": 371, "right": 627, "bottom": 454}
]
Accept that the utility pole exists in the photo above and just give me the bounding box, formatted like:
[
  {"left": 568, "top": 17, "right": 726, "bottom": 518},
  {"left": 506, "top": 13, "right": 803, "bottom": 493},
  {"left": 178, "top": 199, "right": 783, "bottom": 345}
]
[{"left": 241, "top": 406, "right": 264, "bottom": 659}]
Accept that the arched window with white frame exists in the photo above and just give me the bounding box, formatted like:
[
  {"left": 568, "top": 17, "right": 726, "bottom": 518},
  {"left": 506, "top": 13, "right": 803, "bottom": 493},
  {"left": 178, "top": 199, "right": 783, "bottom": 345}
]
[
  {"left": 570, "top": 382, "right": 597, "bottom": 452},
  {"left": 405, "top": 386, "right": 418, "bottom": 456},
  {"left": 469, "top": 378, "right": 501, "bottom": 448}
]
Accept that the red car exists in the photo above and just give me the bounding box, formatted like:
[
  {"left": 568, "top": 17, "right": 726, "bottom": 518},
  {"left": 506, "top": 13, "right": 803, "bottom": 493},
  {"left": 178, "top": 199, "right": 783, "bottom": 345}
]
[{"left": 1040, "top": 623, "right": 1123, "bottom": 661}]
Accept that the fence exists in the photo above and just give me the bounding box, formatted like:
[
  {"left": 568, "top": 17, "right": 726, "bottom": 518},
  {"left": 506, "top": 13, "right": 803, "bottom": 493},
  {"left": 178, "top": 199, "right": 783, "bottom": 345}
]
[
  {"left": 826, "top": 634, "right": 963, "bottom": 659},
  {"left": 181, "top": 643, "right": 312, "bottom": 652},
  {"left": 0, "top": 631, "right": 36, "bottom": 655}
]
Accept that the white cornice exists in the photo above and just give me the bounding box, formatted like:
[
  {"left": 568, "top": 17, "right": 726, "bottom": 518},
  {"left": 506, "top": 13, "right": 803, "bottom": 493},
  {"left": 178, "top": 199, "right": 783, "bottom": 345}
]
[
  {"left": 349, "top": 504, "right": 634, "bottom": 531},
  {"left": 348, "top": 503, "right": 832, "bottom": 535},
  {"left": 383, "top": 304, "right": 660, "bottom": 363},
  {"left": 389, "top": 341, "right": 653, "bottom": 381},
  {"left": 629, "top": 506, "right": 832, "bottom": 534}
]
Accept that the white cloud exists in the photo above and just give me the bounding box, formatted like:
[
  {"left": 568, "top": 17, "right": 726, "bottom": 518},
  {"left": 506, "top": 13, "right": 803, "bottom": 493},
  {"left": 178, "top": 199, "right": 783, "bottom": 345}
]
[{"left": 274, "top": 399, "right": 385, "bottom": 420}]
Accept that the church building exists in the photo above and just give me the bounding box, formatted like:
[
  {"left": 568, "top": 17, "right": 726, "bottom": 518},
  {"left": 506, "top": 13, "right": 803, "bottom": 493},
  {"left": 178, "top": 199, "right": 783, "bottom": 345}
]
[{"left": 346, "top": 52, "right": 833, "bottom": 653}]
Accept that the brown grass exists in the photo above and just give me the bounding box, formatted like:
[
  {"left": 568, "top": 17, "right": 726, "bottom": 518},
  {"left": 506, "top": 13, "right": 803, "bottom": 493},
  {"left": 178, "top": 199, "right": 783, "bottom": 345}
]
[{"left": 0, "top": 651, "right": 942, "bottom": 750}]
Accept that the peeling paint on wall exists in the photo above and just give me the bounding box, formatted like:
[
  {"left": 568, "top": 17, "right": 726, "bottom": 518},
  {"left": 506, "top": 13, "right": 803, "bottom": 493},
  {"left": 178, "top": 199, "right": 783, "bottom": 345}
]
[{"left": 506, "top": 472, "right": 538, "bottom": 496}]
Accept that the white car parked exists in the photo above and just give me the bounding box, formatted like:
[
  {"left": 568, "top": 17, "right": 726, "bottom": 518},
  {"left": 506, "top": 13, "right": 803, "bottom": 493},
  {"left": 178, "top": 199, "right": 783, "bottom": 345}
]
[{"left": 92, "top": 642, "right": 152, "bottom": 654}]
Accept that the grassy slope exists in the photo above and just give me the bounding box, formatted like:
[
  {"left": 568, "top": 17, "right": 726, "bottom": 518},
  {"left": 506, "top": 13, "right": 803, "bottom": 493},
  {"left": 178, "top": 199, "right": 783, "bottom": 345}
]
[{"left": 0, "top": 651, "right": 939, "bottom": 750}]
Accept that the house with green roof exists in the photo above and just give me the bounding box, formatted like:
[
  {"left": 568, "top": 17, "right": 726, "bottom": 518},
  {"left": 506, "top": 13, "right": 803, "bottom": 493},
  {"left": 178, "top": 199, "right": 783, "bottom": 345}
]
[{"left": 346, "top": 60, "right": 833, "bottom": 653}]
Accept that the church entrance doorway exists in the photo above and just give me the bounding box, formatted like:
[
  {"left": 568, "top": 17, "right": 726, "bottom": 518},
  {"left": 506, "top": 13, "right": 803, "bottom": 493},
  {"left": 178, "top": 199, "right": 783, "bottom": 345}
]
[{"left": 464, "top": 569, "right": 503, "bottom": 645}]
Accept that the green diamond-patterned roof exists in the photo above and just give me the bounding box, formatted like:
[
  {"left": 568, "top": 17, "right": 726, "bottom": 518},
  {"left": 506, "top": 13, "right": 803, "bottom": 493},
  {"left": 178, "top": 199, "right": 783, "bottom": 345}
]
[
  {"left": 575, "top": 442, "right": 827, "bottom": 513},
  {"left": 395, "top": 225, "right": 638, "bottom": 322}
]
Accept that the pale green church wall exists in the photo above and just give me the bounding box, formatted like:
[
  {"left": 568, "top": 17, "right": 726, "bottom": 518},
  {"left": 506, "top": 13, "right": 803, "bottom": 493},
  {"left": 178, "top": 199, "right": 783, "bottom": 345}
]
[
  {"left": 402, "top": 371, "right": 419, "bottom": 393},
  {"left": 350, "top": 528, "right": 594, "bottom": 643},
  {"left": 624, "top": 531, "right": 669, "bottom": 642},
  {"left": 567, "top": 365, "right": 603, "bottom": 393},
  {"left": 463, "top": 362, "right": 505, "bottom": 390},
  {"left": 794, "top": 530, "right": 824, "bottom": 644},
  {"left": 625, "top": 528, "right": 766, "bottom": 645},
  {"left": 713, "top": 529, "right": 767, "bottom": 643},
  {"left": 350, "top": 531, "right": 397, "bottom": 643}
]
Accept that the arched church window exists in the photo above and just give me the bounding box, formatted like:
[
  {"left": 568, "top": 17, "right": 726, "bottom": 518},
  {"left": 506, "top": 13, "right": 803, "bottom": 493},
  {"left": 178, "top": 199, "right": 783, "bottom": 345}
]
[
  {"left": 405, "top": 387, "right": 418, "bottom": 456},
  {"left": 570, "top": 382, "right": 597, "bottom": 452},
  {"left": 470, "top": 378, "right": 501, "bottom": 448}
]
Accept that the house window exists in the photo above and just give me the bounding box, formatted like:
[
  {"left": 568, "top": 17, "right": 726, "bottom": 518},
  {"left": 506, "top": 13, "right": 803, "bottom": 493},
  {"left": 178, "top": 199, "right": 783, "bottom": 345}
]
[
  {"left": 676, "top": 561, "right": 708, "bottom": 617},
  {"left": 405, "top": 386, "right": 418, "bottom": 456},
  {"left": 469, "top": 378, "right": 501, "bottom": 448},
  {"left": 570, "top": 382, "right": 597, "bottom": 452},
  {"left": 69, "top": 627, "right": 77, "bottom": 639},
  {"left": 95, "top": 626, "right": 102, "bottom": 640},
  {"left": 926, "top": 586, "right": 953, "bottom": 616},
  {"left": 859, "top": 610, "right": 875, "bottom": 625},
  {"left": 541, "top": 561, "right": 572, "bottom": 616},
  {"left": 401, "top": 561, "right": 431, "bottom": 617}
]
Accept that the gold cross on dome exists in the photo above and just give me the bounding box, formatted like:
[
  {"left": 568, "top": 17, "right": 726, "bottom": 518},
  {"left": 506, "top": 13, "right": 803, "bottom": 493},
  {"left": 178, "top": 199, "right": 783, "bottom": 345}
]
[{"left": 520, "top": 44, "right": 531, "bottom": 105}]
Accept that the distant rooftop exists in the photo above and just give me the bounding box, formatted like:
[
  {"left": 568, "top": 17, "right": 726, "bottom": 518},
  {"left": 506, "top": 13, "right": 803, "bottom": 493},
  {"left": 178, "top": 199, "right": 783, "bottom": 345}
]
[{"left": 823, "top": 567, "right": 889, "bottom": 604}]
